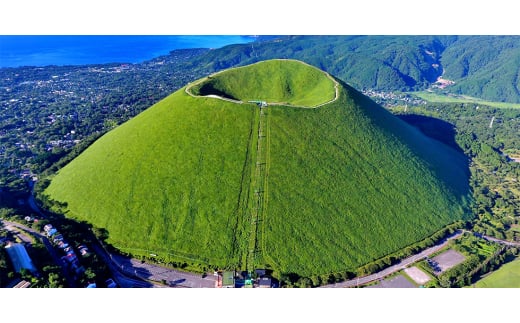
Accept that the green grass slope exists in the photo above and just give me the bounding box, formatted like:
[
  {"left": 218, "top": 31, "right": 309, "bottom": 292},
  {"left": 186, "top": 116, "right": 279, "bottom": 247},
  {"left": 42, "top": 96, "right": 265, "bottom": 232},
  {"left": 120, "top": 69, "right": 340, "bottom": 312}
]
[
  {"left": 45, "top": 89, "right": 257, "bottom": 268},
  {"left": 261, "top": 79, "right": 471, "bottom": 276},
  {"left": 44, "top": 59, "right": 471, "bottom": 277}
]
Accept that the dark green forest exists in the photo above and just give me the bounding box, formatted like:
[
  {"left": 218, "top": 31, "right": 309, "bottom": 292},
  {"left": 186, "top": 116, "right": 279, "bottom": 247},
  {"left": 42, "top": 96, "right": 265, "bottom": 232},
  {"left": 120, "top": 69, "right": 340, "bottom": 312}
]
[
  {"left": 187, "top": 35, "right": 520, "bottom": 102},
  {"left": 392, "top": 102, "right": 520, "bottom": 241}
]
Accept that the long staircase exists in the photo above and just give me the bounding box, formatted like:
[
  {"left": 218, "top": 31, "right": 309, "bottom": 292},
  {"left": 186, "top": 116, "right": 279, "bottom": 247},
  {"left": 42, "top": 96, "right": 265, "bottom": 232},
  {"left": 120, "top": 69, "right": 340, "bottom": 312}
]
[{"left": 246, "top": 102, "right": 269, "bottom": 272}]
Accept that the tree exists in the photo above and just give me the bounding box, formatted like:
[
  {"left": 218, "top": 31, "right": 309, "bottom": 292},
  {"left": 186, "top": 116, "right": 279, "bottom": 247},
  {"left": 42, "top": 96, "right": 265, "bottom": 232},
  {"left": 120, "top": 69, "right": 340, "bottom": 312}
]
[
  {"left": 19, "top": 268, "right": 31, "bottom": 280},
  {"left": 47, "top": 272, "right": 64, "bottom": 288},
  {"left": 311, "top": 275, "right": 322, "bottom": 287},
  {"left": 279, "top": 274, "right": 293, "bottom": 288},
  {"left": 80, "top": 268, "right": 97, "bottom": 286},
  {"left": 296, "top": 277, "right": 312, "bottom": 288},
  {"left": 439, "top": 275, "right": 452, "bottom": 288}
]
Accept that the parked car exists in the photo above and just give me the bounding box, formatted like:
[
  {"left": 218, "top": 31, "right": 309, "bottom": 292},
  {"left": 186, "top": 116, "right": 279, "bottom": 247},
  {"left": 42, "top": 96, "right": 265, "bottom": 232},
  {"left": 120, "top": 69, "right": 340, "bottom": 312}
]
[
  {"left": 105, "top": 278, "right": 117, "bottom": 288},
  {"left": 59, "top": 243, "right": 69, "bottom": 249},
  {"left": 53, "top": 235, "right": 63, "bottom": 243}
]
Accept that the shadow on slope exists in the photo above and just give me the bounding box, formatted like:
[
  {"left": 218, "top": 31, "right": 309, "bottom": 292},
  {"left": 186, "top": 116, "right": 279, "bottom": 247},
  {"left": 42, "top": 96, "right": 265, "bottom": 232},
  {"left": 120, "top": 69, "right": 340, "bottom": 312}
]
[
  {"left": 194, "top": 80, "right": 240, "bottom": 101},
  {"left": 337, "top": 77, "right": 471, "bottom": 206},
  {"left": 397, "top": 114, "right": 464, "bottom": 154}
]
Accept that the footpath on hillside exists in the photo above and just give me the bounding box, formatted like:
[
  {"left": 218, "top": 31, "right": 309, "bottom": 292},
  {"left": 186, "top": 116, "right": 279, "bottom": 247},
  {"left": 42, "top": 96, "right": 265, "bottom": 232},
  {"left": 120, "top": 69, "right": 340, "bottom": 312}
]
[
  {"left": 184, "top": 62, "right": 339, "bottom": 274},
  {"left": 245, "top": 102, "right": 269, "bottom": 272}
]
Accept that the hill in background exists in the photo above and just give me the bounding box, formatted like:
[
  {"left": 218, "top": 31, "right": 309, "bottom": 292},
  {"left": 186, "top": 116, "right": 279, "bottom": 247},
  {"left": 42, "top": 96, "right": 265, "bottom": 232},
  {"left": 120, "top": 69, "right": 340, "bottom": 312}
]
[
  {"left": 43, "top": 60, "right": 471, "bottom": 278},
  {"left": 184, "top": 35, "right": 520, "bottom": 103}
]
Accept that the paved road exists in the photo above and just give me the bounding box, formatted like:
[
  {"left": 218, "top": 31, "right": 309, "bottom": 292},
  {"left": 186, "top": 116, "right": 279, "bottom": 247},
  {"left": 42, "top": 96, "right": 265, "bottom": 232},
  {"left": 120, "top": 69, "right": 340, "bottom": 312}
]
[
  {"left": 323, "top": 230, "right": 520, "bottom": 288},
  {"left": 27, "top": 181, "right": 44, "bottom": 217},
  {"left": 477, "top": 233, "right": 520, "bottom": 247},
  {"left": 104, "top": 249, "right": 218, "bottom": 288},
  {"left": 3, "top": 222, "right": 34, "bottom": 244},
  {"left": 322, "top": 230, "right": 464, "bottom": 288},
  {"left": 89, "top": 243, "right": 156, "bottom": 288},
  {"left": 4, "top": 219, "right": 157, "bottom": 288},
  {"left": 28, "top": 195, "right": 44, "bottom": 217},
  {"left": 96, "top": 229, "right": 518, "bottom": 288}
]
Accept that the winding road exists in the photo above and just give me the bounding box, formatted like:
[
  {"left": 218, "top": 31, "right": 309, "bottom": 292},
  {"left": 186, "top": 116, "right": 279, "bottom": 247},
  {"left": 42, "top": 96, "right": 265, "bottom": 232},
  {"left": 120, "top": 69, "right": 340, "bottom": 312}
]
[
  {"left": 323, "top": 230, "right": 520, "bottom": 288},
  {"left": 466, "top": 230, "right": 520, "bottom": 247},
  {"left": 103, "top": 250, "right": 218, "bottom": 288}
]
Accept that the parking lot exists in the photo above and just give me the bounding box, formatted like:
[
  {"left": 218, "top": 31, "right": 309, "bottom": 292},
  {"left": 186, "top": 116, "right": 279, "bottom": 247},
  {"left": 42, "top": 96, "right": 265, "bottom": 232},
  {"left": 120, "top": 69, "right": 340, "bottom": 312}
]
[
  {"left": 431, "top": 249, "right": 466, "bottom": 275},
  {"left": 403, "top": 266, "right": 431, "bottom": 285},
  {"left": 366, "top": 274, "right": 416, "bottom": 288}
]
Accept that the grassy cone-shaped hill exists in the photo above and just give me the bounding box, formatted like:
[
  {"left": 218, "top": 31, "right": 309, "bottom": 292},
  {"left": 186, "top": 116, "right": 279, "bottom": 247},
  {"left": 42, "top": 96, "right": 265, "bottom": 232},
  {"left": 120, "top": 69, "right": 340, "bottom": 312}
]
[{"left": 44, "top": 59, "right": 471, "bottom": 277}]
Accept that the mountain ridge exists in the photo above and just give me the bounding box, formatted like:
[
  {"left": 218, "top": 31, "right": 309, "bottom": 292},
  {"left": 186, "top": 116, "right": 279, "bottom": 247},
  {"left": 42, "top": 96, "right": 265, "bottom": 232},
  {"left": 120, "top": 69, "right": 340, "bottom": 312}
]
[
  {"left": 179, "top": 35, "right": 520, "bottom": 103},
  {"left": 43, "top": 59, "right": 471, "bottom": 277}
]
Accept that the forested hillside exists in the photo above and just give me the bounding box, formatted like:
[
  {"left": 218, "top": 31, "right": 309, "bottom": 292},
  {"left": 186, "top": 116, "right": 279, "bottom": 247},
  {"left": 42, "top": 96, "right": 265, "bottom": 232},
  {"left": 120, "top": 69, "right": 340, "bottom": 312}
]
[
  {"left": 186, "top": 35, "right": 520, "bottom": 102},
  {"left": 441, "top": 36, "right": 520, "bottom": 103},
  {"left": 187, "top": 36, "right": 450, "bottom": 91}
]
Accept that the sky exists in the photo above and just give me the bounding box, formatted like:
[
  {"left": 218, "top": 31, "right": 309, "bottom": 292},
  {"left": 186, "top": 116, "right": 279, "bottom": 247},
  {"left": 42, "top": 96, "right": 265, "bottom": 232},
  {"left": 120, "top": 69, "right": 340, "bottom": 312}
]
[{"left": 1, "top": 0, "right": 519, "bottom": 35}]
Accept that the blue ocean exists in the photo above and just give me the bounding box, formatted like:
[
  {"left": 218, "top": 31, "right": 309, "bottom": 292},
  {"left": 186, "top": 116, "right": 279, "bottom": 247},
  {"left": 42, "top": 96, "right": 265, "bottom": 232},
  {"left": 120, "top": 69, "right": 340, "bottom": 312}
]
[{"left": 0, "top": 35, "right": 255, "bottom": 68}]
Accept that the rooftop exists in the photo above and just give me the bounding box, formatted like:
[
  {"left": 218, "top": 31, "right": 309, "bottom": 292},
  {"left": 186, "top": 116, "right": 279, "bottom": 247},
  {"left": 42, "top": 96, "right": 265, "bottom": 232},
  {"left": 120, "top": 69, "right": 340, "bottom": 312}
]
[
  {"left": 222, "top": 271, "right": 235, "bottom": 287},
  {"left": 258, "top": 277, "right": 272, "bottom": 287},
  {"left": 5, "top": 243, "right": 37, "bottom": 273}
]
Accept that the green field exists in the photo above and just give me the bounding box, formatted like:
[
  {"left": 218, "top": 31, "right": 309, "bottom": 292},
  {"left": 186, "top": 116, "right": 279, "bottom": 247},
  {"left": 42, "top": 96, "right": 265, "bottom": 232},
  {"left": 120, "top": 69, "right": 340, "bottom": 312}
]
[
  {"left": 412, "top": 91, "right": 520, "bottom": 109},
  {"left": 474, "top": 258, "right": 520, "bottom": 288},
  {"left": 45, "top": 60, "right": 471, "bottom": 277}
]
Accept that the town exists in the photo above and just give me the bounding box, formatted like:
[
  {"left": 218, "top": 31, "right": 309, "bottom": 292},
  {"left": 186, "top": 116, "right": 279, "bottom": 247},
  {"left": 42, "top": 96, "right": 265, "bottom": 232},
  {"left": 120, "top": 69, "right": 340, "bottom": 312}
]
[{"left": 0, "top": 48, "right": 211, "bottom": 191}]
